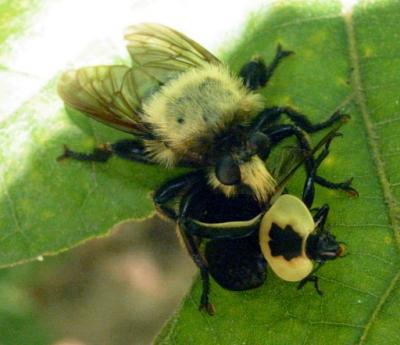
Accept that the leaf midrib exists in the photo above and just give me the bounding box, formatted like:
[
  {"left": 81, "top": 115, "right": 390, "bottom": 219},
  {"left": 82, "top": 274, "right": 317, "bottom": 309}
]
[{"left": 344, "top": 9, "right": 400, "bottom": 345}]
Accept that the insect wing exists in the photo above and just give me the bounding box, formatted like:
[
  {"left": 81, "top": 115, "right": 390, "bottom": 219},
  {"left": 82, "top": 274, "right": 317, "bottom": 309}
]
[
  {"left": 58, "top": 65, "right": 152, "bottom": 136},
  {"left": 270, "top": 145, "right": 304, "bottom": 183},
  {"left": 59, "top": 24, "right": 221, "bottom": 136},
  {"left": 125, "top": 23, "right": 221, "bottom": 85}
]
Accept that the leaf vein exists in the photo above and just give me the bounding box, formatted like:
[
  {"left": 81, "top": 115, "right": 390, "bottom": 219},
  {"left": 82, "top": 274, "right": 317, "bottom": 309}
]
[
  {"left": 358, "top": 271, "right": 400, "bottom": 345},
  {"left": 0, "top": 174, "right": 29, "bottom": 244},
  {"left": 310, "top": 320, "right": 365, "bottom": 329},
  {"left": 320, "top": 276, "right": 379, "bottom": 298},
  {"left": 345, "top": 11, "right": 400, "bottom": 344}
]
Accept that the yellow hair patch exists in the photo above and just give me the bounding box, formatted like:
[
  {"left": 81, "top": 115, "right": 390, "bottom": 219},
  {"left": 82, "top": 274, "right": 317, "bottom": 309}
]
[
  {"left": 142, "top": 64, "right": 264, "bottom": 166},
  {"left": 208, "top": 156, "right": 276, "bottom": 202}
]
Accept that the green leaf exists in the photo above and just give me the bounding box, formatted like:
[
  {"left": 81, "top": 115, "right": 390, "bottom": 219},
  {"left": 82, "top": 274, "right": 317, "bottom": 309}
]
[
  {"left": 156, "top": 1, "right": 400, "bottom": 344},
  {"left": 0, "top": 79, "right": 185, "bottom": 266},
  {"left": 0, "top": 0, "right": 43, "bottom": 50},
  {"left": 0, "top": 3, "right": 183, "bottom": 266}
]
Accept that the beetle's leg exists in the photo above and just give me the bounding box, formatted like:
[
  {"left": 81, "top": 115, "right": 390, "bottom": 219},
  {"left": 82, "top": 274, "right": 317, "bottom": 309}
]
[
  {"left": 253, "top": 107, "right": 349, "bottom": 133},
  {"left": 57, "top": 139, "right": 154, "bottom": 164},
  {"left": 297, "top": 263, "right": 324, "bottom": 295},
  {"left": 154, "top": 171, "right": 204, "bottom": 221},
  {"left": 297, "top": 274, "right": 323, "bottom": 296},
  {"left": 239, "top": 44, "right": 294, "bottom": 90},
  {"left": 313, "top": 204, "right": 330, "bottom": 229}
]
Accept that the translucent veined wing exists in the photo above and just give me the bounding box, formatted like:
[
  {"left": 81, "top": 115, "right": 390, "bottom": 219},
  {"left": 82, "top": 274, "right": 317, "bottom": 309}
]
[
  {"left": 58, "top": 65, "right": 154, "bottom": 136},
  {"left": 270, "top": 145, "right": 305, "bottom": 183},
  {"left": 59, "top": 24, "right": 220, "bottom": 136},
  {"left": 125, "top": 23, "right": 221, "bottom": 85}
]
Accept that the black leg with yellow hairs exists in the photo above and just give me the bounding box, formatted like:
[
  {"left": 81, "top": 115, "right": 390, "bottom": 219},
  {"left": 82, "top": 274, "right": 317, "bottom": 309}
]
[
  {"left": 57, "top": 139, "right": 154, "bottom": 164},
  {"left": 240, "top": 44, "right": 294, "bottom": 90}
]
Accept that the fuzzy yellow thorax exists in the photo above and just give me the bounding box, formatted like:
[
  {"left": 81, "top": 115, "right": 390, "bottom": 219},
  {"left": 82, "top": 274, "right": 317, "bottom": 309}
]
[{"left": 142, "top": 64, "right": 264, "bottom": 167}]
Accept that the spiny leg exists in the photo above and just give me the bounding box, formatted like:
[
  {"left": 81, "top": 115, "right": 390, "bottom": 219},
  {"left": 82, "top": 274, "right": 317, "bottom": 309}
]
[
  {"left": 157, "top": 175, "right": 214, "bottom": 313},
  {"left": 179, "top": 220, "right": 214, "bottom": 314},
  {"left": 261, "top": 123, "right": 311, "bottom": 160},
  {"left": 58, "top": 139, "right": 205, "bottom": 221},
  {"left": 312, "top": 134, "right": 358, "bottom": 197},
  {"left": 179, "top": 224, "right": 214, "bottom": 314},
  {"left": 57, "top": 139, "right": 154, "bottom": 164},
  {"left": 308, "top": 132, "right": 358, "bottom": 197},
  {"left": 297, "top": 263, "right": 324, "bottom": 295},
  {"left": 253, "top": 106, "right": 349, "bottom": 134},
  {"left": 297, "top": 275, "right": 323, "bottom": 296},
  {"left": 264, "top": 123, "right": 316, "bottom": 174},
  {"left": 263, "top": 124, "right": 357, "bottom": 198},
  {"left": 193, "top": 242, "right": 215, "bottom": 315},
  {"left": 154, "top": 171, "right": 204, "bottom": 221},
  {"left": 314, "top": 176, "right": 358, "bottom": 197},
  {"left": 178, "top": 185, "right": 216, "bottom": 315},
  {"left": 240, "top": 44, "right": 294, "bottom": 90},
  {"left": 302, "top": 134, "right": 340, "bottom": 207},
  {"left": 308, "top": 135, "right": 357, "bottom": 197},
  {"left": 57, "top": 144, "right": 112, "bottom": 162}
]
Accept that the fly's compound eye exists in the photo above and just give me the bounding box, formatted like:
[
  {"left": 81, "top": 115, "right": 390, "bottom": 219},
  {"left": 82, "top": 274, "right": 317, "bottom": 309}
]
[
  {"left": 216, "top": 155, "right": 241, "bottom": 185},
  {"left": 248, "top": 131, "right": 270, "bottom": 155}
]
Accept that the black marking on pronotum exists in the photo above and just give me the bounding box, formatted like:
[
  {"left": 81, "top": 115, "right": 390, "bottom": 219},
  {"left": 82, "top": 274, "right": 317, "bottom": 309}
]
[{"left": 269, "top": 223, "right": 302, "bottom": 260}]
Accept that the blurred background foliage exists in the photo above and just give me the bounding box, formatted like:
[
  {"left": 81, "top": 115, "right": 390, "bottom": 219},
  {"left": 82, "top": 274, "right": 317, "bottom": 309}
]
[{"left": 0, "top": 217, "right": 195, "bottom": 345}]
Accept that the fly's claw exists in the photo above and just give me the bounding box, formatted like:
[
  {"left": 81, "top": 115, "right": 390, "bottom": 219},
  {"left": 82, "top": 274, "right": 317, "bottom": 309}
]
[
  {"left": 276, "top": 44, "right": 295, "bottom": 59},
  {"left": 57, "top": 144, "right": 72, "bottom": 162}
]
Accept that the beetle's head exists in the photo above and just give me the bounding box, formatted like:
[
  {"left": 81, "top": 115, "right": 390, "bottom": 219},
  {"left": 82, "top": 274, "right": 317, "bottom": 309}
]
[{"left": 307, "top": 230, "right": 346, "bottom": 263}]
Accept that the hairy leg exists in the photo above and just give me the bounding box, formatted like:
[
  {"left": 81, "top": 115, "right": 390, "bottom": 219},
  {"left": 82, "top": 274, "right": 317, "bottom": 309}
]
[
  {"left": 239, "top": 44, "right": 294, "bottom": 90},
  {"left": 57, "top": 139, "right": 154, "bottom": 164},
  {"left": 253, "top": 107, "right": 349, "bottom": 134}
]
